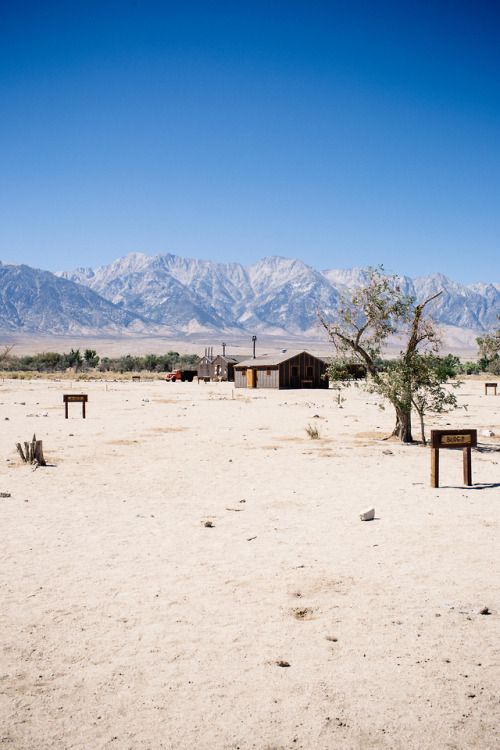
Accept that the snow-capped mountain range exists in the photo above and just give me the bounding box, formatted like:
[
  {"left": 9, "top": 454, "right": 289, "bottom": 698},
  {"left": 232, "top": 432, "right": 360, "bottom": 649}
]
[{"left": 0, "top": 253, "right": 498, "bottom": 343}]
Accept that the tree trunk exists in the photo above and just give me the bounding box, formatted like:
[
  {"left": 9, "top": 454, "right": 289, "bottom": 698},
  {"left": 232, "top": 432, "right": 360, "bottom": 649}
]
[
  {"left": 394, "top": 408, "right": 413, "bottom": 443},
  {"left": 418, "top": 410, "right": 426, "bottom": 445}
]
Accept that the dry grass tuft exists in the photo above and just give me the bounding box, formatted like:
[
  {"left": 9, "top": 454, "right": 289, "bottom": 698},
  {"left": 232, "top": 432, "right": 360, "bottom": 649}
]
[{"left": 305, "top": 423, "right": 321, "bottom": 439}]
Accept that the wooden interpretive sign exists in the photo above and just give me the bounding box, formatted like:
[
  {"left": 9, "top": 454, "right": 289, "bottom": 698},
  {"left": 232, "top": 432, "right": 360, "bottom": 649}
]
[
  {"left": 485, "top": 382, "right": 497, "bottom": 395},
  {"left": 63, "top": 394, "right": 88, "bottom": 419},
  {"left": 430, "top": 429, "right": 477, "bottom": 488}
]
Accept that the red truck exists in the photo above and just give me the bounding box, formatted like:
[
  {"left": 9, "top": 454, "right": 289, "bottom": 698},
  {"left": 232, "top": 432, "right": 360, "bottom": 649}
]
[{"left": 164, "top": 369, "right": 197, "bottom": 382}]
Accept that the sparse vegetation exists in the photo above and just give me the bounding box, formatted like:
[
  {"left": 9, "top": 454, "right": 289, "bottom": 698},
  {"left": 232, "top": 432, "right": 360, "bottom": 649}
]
[
  {"left": 0, "top": 345, "right": 15, "bottom": 365},
  {"left": 305, "top": 423, "right": 321, "bottom": 439},
  {"left": 318, "top": 265, "right": 462, "bottom": 443},
  {"left": 477, "top": 315, "right": 500, "bottom": 359},
  {"left": 0, "top": 349, "right": 199, "bottom": 376}
]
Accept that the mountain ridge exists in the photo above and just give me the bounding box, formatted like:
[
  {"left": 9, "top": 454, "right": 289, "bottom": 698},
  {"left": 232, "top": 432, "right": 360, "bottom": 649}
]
[
  {"left": 57, "top": 252, "right": 500, "bottom": 334},
  {"left": 0, "top": 253, "right": 498, "bottom": 345}
]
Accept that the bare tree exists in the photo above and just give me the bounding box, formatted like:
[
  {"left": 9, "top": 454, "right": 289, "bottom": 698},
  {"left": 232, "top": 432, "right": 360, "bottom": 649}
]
[
  {"left": 0, "top": 344, "right": 15, "bottom": 367},
  {"left": 318, "top": 266, "right": 443, "bottom": 442}
]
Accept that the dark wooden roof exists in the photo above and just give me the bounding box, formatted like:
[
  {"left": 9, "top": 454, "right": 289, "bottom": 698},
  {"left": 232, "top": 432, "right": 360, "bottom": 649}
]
[{"left": 235, "top": 350, "right": 329, "bottom": 368}]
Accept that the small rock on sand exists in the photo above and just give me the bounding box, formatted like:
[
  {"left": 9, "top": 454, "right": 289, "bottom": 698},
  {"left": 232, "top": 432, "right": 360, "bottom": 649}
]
[{"left": 360, "top": 507, "right": 375, "bottom": 521}]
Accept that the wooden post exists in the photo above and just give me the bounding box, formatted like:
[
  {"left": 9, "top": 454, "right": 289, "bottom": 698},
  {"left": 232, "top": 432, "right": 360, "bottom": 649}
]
[
  {"left": 16, "top": 434, "right": 46, "bottom": 465},
  {"left": 431, "top": 447, "right": 439, "bottom": 488},
  {"left": 485, "top": 382, "right": 497, "bottom": 395},
  {"left": 463, "top": 446, "right": 472, "bottom": 486}
]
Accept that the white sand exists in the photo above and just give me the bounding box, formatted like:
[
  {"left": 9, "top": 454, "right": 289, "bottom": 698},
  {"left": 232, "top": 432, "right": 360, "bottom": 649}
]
[{"left": 1, "top": 377, "right": 499, "bottom": 749}]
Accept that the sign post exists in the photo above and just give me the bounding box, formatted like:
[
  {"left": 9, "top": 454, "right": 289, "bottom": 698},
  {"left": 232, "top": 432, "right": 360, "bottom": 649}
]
[
  {"left": 63, "top": 394, "right": 88, "bottom": 419},
  {"left": 430, "top": 429, "right": 477, "bottom": 488}
]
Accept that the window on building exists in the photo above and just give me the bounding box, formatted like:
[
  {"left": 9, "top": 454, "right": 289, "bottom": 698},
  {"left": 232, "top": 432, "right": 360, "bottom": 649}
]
[{"left": 266, "top": 367, "right": 271, "bottom": 376}]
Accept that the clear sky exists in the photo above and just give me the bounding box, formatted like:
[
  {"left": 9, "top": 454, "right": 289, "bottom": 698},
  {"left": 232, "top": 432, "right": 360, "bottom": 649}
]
[{"left": 1, "top": 0, "right": 499, "bottom": 284}]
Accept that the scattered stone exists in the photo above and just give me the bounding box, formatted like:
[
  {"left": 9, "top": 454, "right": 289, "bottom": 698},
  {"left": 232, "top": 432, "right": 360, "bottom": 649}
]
[
  {"left": 479, "top": 606, "right": 490, "bottom": 615},
  {"left": 360, "top": 507, "right": 375, "bottom": 521},
  {"left": 482, "top": 430, "right": 495, "bottom": 437},
  {"left": 382, "top": 449, "right": 393, "bottom": 455},
  {"left": 204, "top": 521, "right": 214, "bottom": 528},
  {"left": 42, "top": 411, "right": 48, "bottom": 417},
  {"left": 276, "top": 661, "right": 290, "bottom": 667},
  {"left": 326, "top": 636, "right": 338, "bottom": 642},
  {"left": 4, "top": 417, "right": 9, "bottom": 421},
  {"left": 0, "top": 492, "right": 11, "bottom": 498},
  {"left": 467, "top": 693, "right": 476, "bottom": 698},
  {"left": 142, "top": 398, "right": 149, "bottom": 403}
]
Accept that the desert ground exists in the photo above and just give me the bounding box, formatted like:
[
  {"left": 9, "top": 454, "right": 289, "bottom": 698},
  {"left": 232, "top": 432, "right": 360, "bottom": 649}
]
[{"left": 0, "top": 376, "right": 499, "bottom": 749}]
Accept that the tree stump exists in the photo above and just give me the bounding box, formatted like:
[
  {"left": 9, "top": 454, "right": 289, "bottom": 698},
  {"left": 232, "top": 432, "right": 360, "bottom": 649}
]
[{"left": 16, "top": 434, "right": 46, "bottom": 466}]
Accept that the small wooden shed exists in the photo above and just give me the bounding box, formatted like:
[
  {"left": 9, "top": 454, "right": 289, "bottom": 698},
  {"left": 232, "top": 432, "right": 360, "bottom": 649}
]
[
  {"left": 212, "top": 354, "right": 249, "bottom": 382},
  {"left": 197, "top": 352, "right": 216, "bottom": 381},
  {"left": 234, "top": 350, "right": 330, "bottom": 389}
]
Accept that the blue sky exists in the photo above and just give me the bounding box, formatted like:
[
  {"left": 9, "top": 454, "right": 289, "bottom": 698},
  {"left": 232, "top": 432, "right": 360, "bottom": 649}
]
[{"left": 1, "top": 0, "right": 499, "bottom": 284}]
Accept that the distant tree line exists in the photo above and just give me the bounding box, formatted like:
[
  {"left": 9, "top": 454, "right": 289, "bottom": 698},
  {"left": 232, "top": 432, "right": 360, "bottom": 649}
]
[
  {"left": 373, "top": 352, "right": 499, "bottom": 377},
  {"left": 0, "top": 348, "right": 200, "bottom": 374}
]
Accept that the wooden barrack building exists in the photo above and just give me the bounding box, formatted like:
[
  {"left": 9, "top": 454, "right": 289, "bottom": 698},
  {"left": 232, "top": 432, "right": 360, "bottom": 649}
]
[{"left": 234, "top": 350, "right": 330, "bottom": 389}]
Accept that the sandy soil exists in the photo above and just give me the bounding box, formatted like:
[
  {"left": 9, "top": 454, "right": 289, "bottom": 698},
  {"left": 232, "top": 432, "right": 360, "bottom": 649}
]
[{"left": 0, "top": 377, "right": 499, "bottom": 749}]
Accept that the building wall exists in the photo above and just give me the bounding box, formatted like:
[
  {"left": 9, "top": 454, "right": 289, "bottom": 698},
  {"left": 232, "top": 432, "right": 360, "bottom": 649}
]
[
  {"left": 279, "top": 353, "right": 329, "bottom": 389},
  {"left": 212, "top": 357, "right": 238, "bottom": 381},
  {"left": 197, "top": 357, "right": 215, "bottom": 380},
  {"left": 234, "top": 367, "right": 247, "bottom": 388},
  {"left": 253, "top": 366, "right": 279, "bottom": 388}
]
